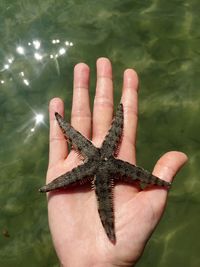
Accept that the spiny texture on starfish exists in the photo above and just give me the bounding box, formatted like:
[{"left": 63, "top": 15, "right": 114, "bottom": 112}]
[{"left": 39, "top": 103, "right": 171, "bottom": 242}]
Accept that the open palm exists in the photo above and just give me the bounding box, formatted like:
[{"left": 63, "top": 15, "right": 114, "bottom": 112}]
[{"left": 45, "top": 58, "right": 187, "bottom": 267}]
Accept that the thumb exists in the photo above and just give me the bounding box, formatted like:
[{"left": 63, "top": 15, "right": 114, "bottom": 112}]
[{"left": 142, "top": 151, "right": 188, "bottom": 217}]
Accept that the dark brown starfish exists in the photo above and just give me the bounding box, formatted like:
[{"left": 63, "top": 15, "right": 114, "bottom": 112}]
[{"left": 39, "top": 103, "right": 171, "bottom": 242}]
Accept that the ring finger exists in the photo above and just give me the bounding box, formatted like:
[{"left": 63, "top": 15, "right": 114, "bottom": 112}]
[{"left": 92, "top": 57, "right": 114, "bottom": 146}]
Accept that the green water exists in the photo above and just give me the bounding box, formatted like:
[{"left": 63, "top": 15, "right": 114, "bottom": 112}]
[{"left": 0, "top": 0, "right": 199, "bottom": 266}]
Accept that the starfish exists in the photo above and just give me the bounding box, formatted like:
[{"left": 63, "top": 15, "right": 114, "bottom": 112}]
[{"left": 39, "top": 103, "right": 171, "bottom": 242}]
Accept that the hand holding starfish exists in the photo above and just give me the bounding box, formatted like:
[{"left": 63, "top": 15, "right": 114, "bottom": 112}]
[{"left": 45, "top": 58, "right": 187, "bottom": 267}]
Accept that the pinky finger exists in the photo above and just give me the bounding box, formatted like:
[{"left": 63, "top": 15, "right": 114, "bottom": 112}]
[{"left": 48, "top": 98, "right": 68, "bottom": 171}]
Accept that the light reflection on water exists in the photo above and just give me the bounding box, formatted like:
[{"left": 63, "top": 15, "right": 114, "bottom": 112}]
[
  {"left": 0, "top": 37, "right": 74, "bottom": 88},
  {"left": 0, "top": 0, "right": 199, "bottom": 266}
]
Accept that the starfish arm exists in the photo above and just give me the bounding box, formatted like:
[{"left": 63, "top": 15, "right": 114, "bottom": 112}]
[
  {"left": 100, "top": 104, "right": 123, "bottom": 158},
  {"left": 39, "top": 161, "right": 96, "bottom": 193},
  {"left": 55, "top": 112, "right": 98, "bottom": 158},
  {"left": 94, "top": 171, "right": 115, "bottom": 242},
  {"left": 112, "top": 158, "right": 171, "bottom": 188}
]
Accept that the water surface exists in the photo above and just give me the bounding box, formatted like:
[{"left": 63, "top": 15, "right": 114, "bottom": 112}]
[{"left": 0, "top": 1, "right": 199, "bottom": 266}]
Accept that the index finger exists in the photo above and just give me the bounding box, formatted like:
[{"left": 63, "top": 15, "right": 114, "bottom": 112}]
[{"left": 120, "top": 69, "right": 139, "bottom": 164}]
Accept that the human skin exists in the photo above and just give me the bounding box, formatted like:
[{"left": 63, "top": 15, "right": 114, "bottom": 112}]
[{"left": 45, "top": 57, "right": 187, "bottom": 267}]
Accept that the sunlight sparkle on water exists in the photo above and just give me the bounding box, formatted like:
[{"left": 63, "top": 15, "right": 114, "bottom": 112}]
[
  {"left": 34, "top": 52, "right": 43, "bottom": 61},
  {"left": 23, "top": 79, "right": 30, "bottom": 86},
  {"left": 8, "top": 57, "right": 14, "bottom": 64},
  {"left": 65, "top": 41, "right": 74, "bottom": 46},
  {"left": 59, "top": 48, "right": 66, "bottom": 55},
  {"left": 52, "top": 39, "right": 60, "bottom": 44},
  {"left": 35, "top": 114, "right": 44, "bottom": 124},
  {"left": 33, "top": 40, "right": 41, "bottom": 50},
  {"left": 4, "top": 64, "right": 10, "bottom": 70},
  {"left": 16, "top": 46, "right": 25, "bottom": 55}
]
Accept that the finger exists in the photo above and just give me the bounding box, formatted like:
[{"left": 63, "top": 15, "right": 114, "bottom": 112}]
[
  {"left": 120, "top": 69, "right": 139, "bottom": 164},
  {"left": 48, "top": 98, "right": 68, "bottom": 169},
  {"left": 71, "top": 63, "right": 91, "bottom": 138},
  {"left": 142, "top": 151, "right": 188, "bottom": 216},
  {"left": 92, "top": 57, "right": 114, "bottom": 146}
]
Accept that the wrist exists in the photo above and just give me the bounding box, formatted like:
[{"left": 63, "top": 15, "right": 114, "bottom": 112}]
[
  {"left": 60, "top": 261, "right": 135, "bottom": 267},
  {"left": 60, "top": 263, "right": 115, "bottom": 267},
  {"left": 60, "top": 262, "right": 116, "bottom": 267}
]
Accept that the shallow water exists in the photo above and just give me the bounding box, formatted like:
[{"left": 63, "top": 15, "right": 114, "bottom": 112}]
[{"left": 0, "top": 1, "right": 199, "bottom": 266}]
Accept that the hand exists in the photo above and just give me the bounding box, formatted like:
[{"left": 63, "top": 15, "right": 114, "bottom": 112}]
[{"left": 45, "top": 58, "right": 187, "bottom": 267}]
